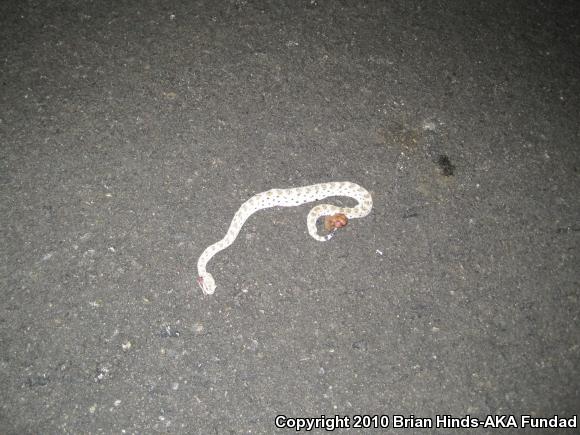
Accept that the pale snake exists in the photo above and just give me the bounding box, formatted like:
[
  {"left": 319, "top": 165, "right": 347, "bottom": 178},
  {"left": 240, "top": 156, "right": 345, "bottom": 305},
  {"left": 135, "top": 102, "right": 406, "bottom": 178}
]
[{"left": 197, "top": 181, "right": 373, "bottom": 295}]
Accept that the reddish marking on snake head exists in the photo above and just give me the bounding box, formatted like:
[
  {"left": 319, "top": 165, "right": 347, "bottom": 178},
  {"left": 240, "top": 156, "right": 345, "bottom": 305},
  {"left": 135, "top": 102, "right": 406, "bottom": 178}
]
[
  {"left": 324, "top": 213, "right": 348, "bottom": 231},
  {"left": 196, "top": 276, "right": 204, "bottom": 286}
]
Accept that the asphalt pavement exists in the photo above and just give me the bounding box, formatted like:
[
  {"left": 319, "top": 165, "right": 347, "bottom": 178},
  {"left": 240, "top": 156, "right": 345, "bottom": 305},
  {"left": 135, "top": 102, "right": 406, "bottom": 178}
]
[{"left": 1, "top": 0, "right": 579, "bottom": 433}]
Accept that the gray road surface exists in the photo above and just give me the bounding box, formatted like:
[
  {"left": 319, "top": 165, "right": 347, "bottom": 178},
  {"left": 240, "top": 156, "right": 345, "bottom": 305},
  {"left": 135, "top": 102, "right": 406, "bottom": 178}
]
[{"left": 1, "top": 0, "right": 579, "bottom": 433}]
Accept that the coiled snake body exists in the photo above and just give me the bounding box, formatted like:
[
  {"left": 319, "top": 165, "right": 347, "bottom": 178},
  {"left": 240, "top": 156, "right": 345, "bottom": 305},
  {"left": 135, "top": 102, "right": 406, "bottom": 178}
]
[{"left": 197, "top": 181, "right": 373, "bottom": 295}]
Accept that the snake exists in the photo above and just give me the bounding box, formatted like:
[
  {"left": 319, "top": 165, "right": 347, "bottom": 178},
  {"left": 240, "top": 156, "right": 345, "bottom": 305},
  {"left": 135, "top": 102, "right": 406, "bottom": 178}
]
[{"left": 196, "top": 181, "right": 373, "bottom": 295}]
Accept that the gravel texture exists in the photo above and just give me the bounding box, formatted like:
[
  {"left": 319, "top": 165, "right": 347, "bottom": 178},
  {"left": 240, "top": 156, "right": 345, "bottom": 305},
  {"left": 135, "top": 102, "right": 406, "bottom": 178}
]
[{"left": 1, "top": 0, "right": 579, "bottom": 433}]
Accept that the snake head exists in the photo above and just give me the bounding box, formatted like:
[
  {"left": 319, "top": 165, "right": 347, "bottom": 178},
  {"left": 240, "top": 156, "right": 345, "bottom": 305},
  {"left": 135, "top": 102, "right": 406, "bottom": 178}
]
[
  {"left": 197, "top": 273, "right": 216, "bottom": 295},
  {"left": 324, "top": 213, "right": 349, "bottom": 232}
]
